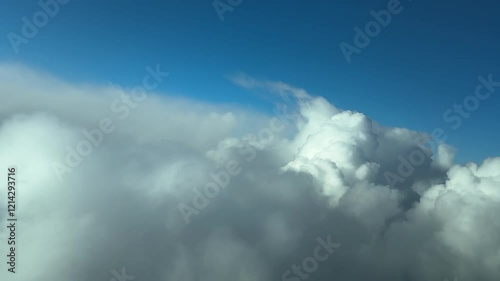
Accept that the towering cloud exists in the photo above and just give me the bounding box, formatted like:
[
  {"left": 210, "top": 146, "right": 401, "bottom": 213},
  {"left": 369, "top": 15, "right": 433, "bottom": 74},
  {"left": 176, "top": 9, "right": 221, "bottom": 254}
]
[{"left": 0, "top": 64, "right": 498, "bottom": 281}]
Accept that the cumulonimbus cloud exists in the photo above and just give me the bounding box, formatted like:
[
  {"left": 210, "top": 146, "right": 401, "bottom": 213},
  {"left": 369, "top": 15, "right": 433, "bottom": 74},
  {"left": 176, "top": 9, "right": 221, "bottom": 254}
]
[{"left": 0, "top": 64, "right": 498, "bottom": 281}]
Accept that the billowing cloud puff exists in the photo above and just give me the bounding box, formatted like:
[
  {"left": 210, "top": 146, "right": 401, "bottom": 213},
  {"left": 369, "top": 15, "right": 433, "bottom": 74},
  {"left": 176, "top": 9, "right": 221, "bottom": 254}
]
[{"left": 0, "top": 64, "right": 498, "bottom": 281}]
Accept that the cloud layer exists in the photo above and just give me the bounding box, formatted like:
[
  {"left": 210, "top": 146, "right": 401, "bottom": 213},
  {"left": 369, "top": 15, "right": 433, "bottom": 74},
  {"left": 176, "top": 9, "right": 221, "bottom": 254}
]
[{"left": 0, "top": 64, "right": 498, "bottom": 281}]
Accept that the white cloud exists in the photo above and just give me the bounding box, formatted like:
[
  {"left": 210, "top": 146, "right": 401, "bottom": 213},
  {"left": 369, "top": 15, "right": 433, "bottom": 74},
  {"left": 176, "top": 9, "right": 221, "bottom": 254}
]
[{"left": 0, "top": 64, "right": 498, "bottom": 281}]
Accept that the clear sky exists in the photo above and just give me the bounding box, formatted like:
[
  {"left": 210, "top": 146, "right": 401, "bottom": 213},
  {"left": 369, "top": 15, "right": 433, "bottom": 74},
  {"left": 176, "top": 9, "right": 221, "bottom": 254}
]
[{"left": 1, "top": 0, "right": 499, "bottom": 163}]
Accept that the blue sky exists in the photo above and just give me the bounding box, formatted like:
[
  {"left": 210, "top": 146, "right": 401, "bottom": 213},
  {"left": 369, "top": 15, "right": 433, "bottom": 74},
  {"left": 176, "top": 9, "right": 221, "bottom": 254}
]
[{"left": 1, "top": 0, "right": 499, "bottom": 163}]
